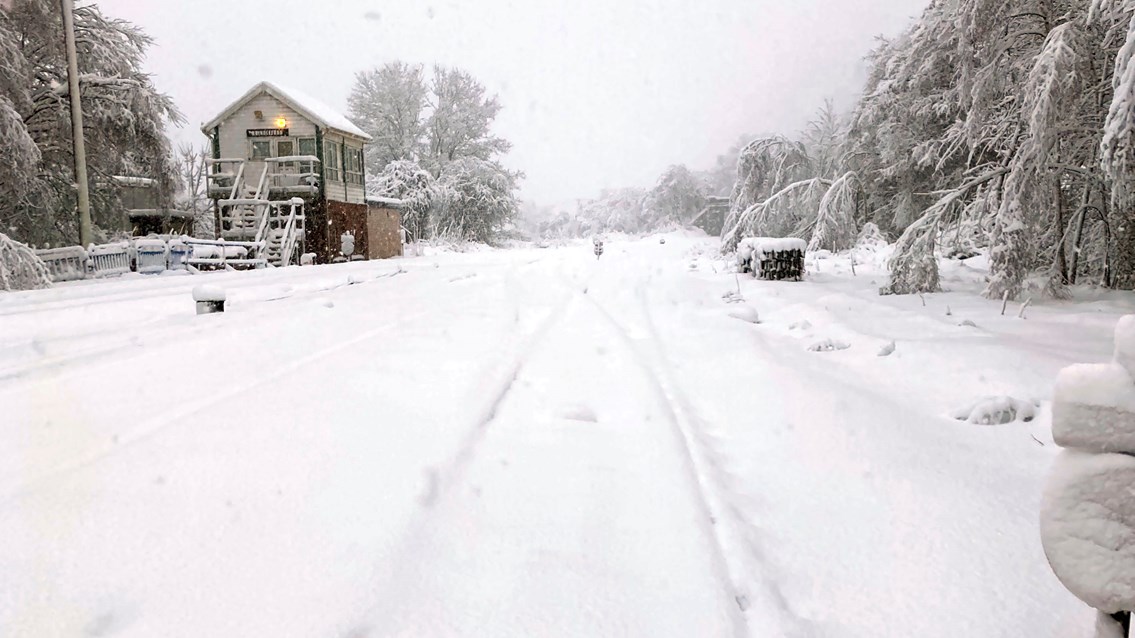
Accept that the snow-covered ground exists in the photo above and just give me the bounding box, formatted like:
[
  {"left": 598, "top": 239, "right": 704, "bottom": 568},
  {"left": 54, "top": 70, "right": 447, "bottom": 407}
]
[{"left": 2, "top": 232, "right": 1129, "bottom": 637}]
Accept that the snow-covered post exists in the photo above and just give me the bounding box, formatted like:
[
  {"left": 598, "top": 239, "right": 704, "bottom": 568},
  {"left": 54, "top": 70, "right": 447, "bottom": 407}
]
[
  {"left": 59, "top": 0, "right": 93, "bottom": 247},
  {"left": 1041, "top": 316, "right": 1135, "bottom": 637},
  {"left": 192, "top": 285, "right": 226, "bottom": 315}
]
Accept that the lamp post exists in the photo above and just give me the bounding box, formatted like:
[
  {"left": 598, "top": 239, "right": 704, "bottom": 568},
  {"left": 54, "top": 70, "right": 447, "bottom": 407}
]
[{"left": 60, "top": 0, "right": 92, "bottom": 247}]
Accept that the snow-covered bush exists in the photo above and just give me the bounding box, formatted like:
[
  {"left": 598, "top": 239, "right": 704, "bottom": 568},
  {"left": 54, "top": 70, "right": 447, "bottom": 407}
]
[
  {"left": 369, "top": 159, "right": 439, "bottom": 242},
  {"left": 951, "top": 396, "right": 1037, "bottom": 425},
  {"left": 0, "top": 231, "right": 51, "bottom": 291},
  {"left": 1042, "top": 316, "right": 1135, "bottom": 635},
  {"left": 808, "top": 339, "right": 850, "bottom": 352}
]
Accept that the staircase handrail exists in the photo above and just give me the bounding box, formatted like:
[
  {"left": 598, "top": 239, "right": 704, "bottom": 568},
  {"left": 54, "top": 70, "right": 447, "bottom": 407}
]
[
  {"left": 253, "top": 163, "right": 269, "bottom": 200},
  {"left": 227, "top": 161, "right": 246, "bottom": 201},
  {"left": 252, "top": 200, "right": 271, "bottom": 254},
  {"left": 280, "top": 203, "right": 299, "bottom": 266}
]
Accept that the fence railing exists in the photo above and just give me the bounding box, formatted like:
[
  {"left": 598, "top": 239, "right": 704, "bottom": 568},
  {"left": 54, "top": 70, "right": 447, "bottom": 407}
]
[
  {"left": 88, "top": 242, "right": 131, "bottom": 278},
  {"left": 35, "top": 246, "right": 88, "bottom": 282},
  {"left": 35, "top": 236, "right": 197, "bottom": 283}
]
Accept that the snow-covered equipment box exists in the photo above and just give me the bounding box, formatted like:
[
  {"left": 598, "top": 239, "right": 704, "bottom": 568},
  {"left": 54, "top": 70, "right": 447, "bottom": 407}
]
[
  {"left": 192, "top": 285, "right": 226, "bottom": 314},
  {"left": 134, "top": 238, "right": 170, "bottom": 275},
  {"left": 737, "top": 237, "right": 805, "bottom": 281},
  {"left": 1042, "top": 315, "right": 1135, "bottom": 627}
]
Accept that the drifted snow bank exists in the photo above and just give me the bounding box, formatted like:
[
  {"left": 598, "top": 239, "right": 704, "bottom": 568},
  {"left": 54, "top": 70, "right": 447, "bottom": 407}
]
[{"left": 1042, "top": 315, "right": 1135, "bottom": 634}]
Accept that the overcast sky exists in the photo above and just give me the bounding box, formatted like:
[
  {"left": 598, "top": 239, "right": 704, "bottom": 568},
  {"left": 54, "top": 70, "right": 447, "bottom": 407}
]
[{"left": 94, "top": 0, "right": 928, "bottom": 206}]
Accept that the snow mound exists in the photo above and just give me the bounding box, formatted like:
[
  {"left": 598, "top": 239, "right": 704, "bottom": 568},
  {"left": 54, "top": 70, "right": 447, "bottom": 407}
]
[
  {"left": 191, "top": 285, "right": 226, "bottom": 302},
  {"left": 789, "top": 320, "right": 812, "bottom": 331},
  {"left": 557, "top": 404, "right": 599, "bottom": 423},
  {"left": 1041, "top": 451, "right": 1135, "bottom": 613},
  {"left": 727, "top": 306, "right": 760, "bottom": 324},
  {"left": 1054, "top": 364, "right": 1135, "bottom": 453},
  {"left": 878, "top": 341, "right": 896, "bottom": 357},
  {"left": 808, "top": 339, "right": 850, "bottom": 352},
  {"left": 1114, "top": 315, "right": 1135, "bottom": 376},
  {"left": 952, "top": 396, "right": 1037, "bottom": 425}
]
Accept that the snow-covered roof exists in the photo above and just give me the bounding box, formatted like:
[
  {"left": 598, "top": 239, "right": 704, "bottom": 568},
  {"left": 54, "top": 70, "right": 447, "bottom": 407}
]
[
  {"left": 111, "top": 176, "right": 157, "bottom": 188},
  {"left": 201, "top": 81, "right": 371, "bottom": 141},
  {"left": 366, "top": 196, "right": 405, "bottom": 208}
]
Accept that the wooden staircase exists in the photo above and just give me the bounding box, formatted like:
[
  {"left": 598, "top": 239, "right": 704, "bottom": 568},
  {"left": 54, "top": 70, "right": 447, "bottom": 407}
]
[{"left": 205, "top": 159, "right": 313, "bottom": 268}]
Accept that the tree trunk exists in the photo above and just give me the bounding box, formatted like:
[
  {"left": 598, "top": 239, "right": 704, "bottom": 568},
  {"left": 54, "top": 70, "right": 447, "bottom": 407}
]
[
  {"left": 1055, "top": 175, "right": 1068, "bottom": 283},
  {"left": 1068, "top": 187, "right": 1091, "bottom": 285},
  {"left": 1112, "top": 199, "right": 1135, "bottom": 289}
]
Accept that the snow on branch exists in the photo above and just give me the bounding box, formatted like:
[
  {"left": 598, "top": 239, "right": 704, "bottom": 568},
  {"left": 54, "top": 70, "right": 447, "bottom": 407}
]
[
  {"left": 0, "top": 232, "right": 51, "bottom": 292},
  {"left": 721, "top": 177, "right": 829, "bottom": 253},
  {"left": 883, "top": 167, "right": 1009, "bottom": 295},
  {"left": 1102, "top": 9, "right": 1135, "bottom": 203},
  {"left": 807, "top": 171, "right": 860, "bottom": 252},
  {"left": 986, "top": 20, "right": 1087, "bottom": 300}
]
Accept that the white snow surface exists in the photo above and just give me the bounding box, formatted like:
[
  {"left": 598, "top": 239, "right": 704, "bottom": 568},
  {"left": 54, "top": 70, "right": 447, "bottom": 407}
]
[
  {"left": 1041, "top": 451, "right": 1135, "bottom": 613},
  {"left": 1054, "top": 363, "right": 1135, "bottom": 452},
  {"left": 190, "top": 284, "right": 226, "bottom": 302},
  {"left": 0, "top": 232, "right": 1121, "bottom": 637}
]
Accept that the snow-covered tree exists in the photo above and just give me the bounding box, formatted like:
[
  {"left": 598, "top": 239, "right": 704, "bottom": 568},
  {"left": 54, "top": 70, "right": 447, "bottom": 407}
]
[
  {"left": 643, "top": 165, "right": 707, "bottom": 228},
  {"left": 573, "top": 188, "right": 648, "bottom": 235},
  {"left": 1099, "top": 0, "right": 1135, "bottom": 289},
  {"left": 0, "top": 0, "right": 182, "bottom": 247},
  {"left": 0, "top": 231, "right": 50, "bottom": 291},
  {"left": 435, "top": 157, "right": 521, "bottom": 244},
  {"left": 424, "top": 66, "right": 511, "bottom": 177},
  {"left": 347, "top": 62, "right": 427, "bottom": 177},
  {"left": 370, "top": 159, "right": 440, "bottom": 241},
  {"left": 720, "top": 102, "right": 863, "bottom": 254},
  {"left": 175, "top": 143, "right": 212, "bottom": 238},
  {"left": 837, "top": 0, "right": 1135, "bottom": 296},
  {"left": 346, "top": 61, "right": 518, "bottom": 243}
]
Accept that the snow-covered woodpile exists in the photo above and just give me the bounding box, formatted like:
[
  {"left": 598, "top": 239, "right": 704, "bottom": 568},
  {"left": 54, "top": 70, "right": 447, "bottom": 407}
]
[
  {"left": 737, "top": 237, "right": 805, "bottom": 281},
  {"left": 1041, "top": 316, "right": 1135, "bottom": 636}
]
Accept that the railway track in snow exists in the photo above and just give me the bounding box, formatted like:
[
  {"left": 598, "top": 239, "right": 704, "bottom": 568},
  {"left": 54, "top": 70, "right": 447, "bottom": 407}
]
[{"left": 579, "top": 270, "right": 811, "bottom": 637}]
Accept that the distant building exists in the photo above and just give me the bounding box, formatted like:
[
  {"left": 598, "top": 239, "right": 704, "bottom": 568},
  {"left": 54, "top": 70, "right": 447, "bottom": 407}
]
[
  {"left": 690, "top": 196, "right": 730, "bottom": 237},
  {"left": 112, "top": 176, "right": 193, "bottom": 237},
  {"left": 201, "top": 81, "right": 402, "bottom": 264}
]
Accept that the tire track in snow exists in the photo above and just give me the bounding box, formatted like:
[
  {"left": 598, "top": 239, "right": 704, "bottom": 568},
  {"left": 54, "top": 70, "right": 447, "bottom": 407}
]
[
  {"left": 579, "top": 277, "right": 813, "bottom": 638},
  {"left": 356, "top": 258, "right": 752, "bottom": 636},
  {"left": 416, "top": 260, "right": 588, "bottom": 509}
]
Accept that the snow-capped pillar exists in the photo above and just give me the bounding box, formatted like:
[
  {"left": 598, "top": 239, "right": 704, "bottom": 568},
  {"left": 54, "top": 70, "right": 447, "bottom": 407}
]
[
  {"left": 192, "top": 285, "right": 226, "bottom": 315},
  {"left": 1042, "top": 316, "right": 1135, "bottom": 637}
]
